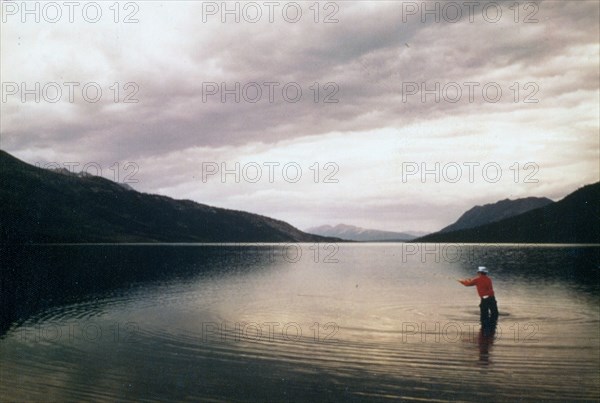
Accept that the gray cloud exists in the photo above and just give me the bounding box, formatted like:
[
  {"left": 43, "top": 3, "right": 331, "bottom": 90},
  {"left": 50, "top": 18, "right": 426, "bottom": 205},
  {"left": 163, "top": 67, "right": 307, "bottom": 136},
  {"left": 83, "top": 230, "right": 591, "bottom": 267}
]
[{"left": 1, "top": 0, "right": 598, "bottom": 231}]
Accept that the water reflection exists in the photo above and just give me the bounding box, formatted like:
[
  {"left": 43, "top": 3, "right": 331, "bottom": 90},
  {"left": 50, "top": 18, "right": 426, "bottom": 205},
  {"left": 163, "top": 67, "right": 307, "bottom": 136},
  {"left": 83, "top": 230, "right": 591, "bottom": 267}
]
[
  {"left": 0, "top": 244, "right": 598, "bottom": 401},
  {"left": 477, "top": 325, "right": 496, "bottom": 366},
  {"left": 0, "top": 244, "right": 282, "bottom": 336}
]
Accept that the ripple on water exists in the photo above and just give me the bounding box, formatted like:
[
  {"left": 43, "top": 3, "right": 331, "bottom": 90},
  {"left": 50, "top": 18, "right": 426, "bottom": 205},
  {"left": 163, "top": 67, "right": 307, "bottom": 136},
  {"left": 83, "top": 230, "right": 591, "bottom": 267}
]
[{"left": 1, "top": 245, "right": 599, "bottom": 402}]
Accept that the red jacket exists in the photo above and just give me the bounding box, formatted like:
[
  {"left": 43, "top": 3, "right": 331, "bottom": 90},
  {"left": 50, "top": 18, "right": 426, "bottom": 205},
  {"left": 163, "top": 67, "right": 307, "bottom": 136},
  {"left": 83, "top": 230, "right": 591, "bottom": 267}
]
[{"left": 462, "top": 275, "right": 494, "bottom": 298}]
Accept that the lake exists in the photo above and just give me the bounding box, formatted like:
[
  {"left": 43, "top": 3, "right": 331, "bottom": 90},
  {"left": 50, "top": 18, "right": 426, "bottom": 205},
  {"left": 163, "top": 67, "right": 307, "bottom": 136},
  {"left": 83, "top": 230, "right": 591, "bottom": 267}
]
[{"left": 1, "top": 244, "right": 598, "bottom": 402}]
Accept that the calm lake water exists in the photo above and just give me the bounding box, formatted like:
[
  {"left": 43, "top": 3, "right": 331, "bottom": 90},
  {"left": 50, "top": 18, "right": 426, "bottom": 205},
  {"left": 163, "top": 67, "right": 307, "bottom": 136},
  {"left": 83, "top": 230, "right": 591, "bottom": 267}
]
[{"left": 1, "top": 244, "right": 598, "bottom": 402}]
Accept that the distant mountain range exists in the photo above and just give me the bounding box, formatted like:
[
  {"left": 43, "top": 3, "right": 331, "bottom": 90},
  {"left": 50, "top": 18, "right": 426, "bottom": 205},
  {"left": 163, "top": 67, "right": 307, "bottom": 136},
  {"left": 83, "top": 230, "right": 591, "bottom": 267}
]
[
  {"left": 2, "top": 150, "right": 597, "bottom": 244},
  {"left": 439, "top": 197, "right": 554, "bottom": 233},
  {"left": 306, "top": 224, "right": 419, "bottom": 241},
  {"left": 0, "top": 150, "right": 337, "bottom": 243},
  {"left": 305, "top": 196, "right": 554, "bottom": 242},
  {"left": 417, "top": 182, "right": 599, "bottom": 244}
]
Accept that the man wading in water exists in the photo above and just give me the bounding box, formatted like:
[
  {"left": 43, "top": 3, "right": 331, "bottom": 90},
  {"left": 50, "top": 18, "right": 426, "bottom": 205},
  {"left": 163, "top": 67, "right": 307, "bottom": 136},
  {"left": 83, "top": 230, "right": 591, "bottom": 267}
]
[{"left": 459, "top": 266, "right": 499, "bottom": 333}]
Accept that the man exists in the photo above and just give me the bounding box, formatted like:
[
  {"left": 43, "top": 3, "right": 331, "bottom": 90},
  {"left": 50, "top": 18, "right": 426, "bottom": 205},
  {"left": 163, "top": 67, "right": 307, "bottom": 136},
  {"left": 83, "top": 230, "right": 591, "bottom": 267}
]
[{"left": 459, "top": 266, "right": 499, "bottom": 329}]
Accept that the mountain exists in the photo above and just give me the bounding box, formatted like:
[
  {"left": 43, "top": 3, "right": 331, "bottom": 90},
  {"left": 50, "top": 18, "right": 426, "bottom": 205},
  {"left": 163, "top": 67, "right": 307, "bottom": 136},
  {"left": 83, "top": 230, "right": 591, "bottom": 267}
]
[
  {"left": 306, "top": 223, "right": 417, "bottom": 241},
  {"left": 439, "top": 197, "right": 554, "bottom": 233},
  {"left": 417, "top": 182, "right": 600, "bottom": 244},
  {"left": 0, "top": 150, "right": 337, "bottom": 243}
]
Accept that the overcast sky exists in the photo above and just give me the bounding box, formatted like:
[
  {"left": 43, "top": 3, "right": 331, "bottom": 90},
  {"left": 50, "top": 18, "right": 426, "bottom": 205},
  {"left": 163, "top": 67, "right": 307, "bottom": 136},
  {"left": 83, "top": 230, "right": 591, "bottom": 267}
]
[{"left": 2, "top": 0, "right": 599, "bottom": 233}]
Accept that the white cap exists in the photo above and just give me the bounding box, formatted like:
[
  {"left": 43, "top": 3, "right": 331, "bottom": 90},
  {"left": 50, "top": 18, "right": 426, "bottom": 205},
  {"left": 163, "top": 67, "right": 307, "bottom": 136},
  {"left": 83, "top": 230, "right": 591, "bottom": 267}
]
[{"left": 477, "top": 266, "right": 488, "bottom": 273}]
